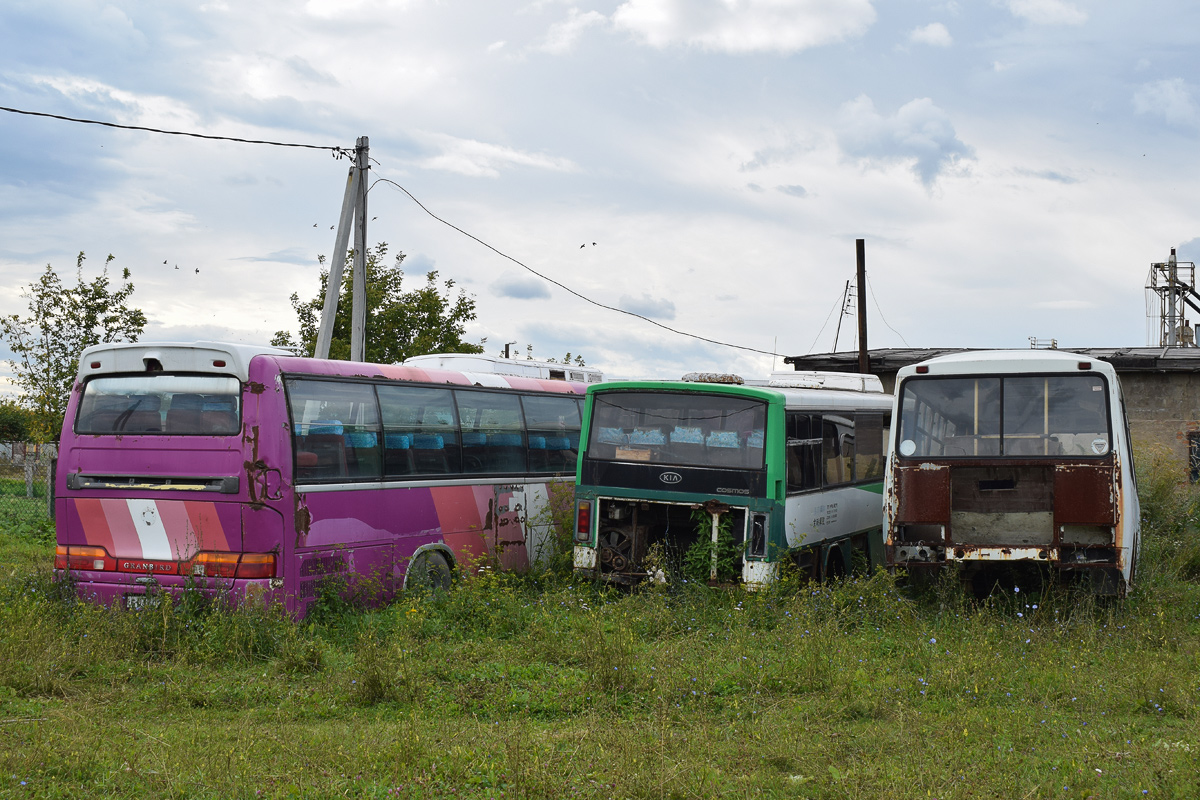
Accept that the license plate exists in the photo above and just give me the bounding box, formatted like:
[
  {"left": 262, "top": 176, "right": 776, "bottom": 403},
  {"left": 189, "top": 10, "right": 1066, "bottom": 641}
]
[{"left": 125, "top": 593, "right": 161, "bottom": 610}]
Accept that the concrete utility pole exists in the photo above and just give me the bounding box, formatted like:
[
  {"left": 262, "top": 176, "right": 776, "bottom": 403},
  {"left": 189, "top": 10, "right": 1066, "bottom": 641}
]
[
  {"left": 856, "top": 238, "right": 870, "bottom": 374},
  {"left": 315, "top": 136, "right": 369, "bottom": 361},
  {"left": 350, "top": 136, "right": 369, "bottom": 361}
]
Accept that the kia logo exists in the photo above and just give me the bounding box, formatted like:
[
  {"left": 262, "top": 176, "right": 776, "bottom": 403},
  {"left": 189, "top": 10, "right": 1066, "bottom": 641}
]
[{"left": 659, "top": 471, "right": 683, "bottom": 485}]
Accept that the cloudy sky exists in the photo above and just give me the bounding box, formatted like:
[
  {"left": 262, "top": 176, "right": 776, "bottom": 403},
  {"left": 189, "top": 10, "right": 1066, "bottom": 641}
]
[{"left": 2, "top": 0, "right": 1199, "bottom": 385}]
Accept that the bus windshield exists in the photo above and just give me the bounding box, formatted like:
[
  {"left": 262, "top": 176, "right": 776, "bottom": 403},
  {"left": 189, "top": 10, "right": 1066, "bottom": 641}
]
[
  {"left": 897, "top": 374, "right": 1110, "bottom": 458},
  {"left": 587, "top": 391, "right": 767, "bottom": 469},
  {"left": 76, "top": 375, "right": 242, "bottom": 435}
]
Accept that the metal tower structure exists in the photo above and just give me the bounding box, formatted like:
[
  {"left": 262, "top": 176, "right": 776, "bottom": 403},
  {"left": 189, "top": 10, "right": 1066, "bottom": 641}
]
[{"left": 1146, "top": 248, "right": 1200, "bottom": 347}]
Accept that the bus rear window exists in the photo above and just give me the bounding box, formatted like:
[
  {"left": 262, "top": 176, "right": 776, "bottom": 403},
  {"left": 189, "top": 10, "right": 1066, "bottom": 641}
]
[
  {"left": 76, "top": 376, "right": 241, "bottom": 435},
  {"left": 898, "top": 375, "right": 1110, "bottom": 458},
  {"left": 587, "top": 391, "right": 766, "bottom": 470}
]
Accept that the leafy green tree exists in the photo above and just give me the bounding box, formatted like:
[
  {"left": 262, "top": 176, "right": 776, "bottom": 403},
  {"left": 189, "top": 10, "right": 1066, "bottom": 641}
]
[
  {"left": 0, "top": 400, "right": 35, "bottom": 441},
  {"left": 0, "top": 253, "right": 146, "bottom": 440},
  {"left": 272, "top": 243, "right": 484, "bottom": 363}
]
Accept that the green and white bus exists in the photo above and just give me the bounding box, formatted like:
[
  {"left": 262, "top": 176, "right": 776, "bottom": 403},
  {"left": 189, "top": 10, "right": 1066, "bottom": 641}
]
[{"left": 572, "top": 373, "right": 893, "bottom": 586}]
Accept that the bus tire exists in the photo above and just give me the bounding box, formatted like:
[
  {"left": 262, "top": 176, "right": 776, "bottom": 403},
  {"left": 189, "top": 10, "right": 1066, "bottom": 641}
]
[
  {"left": 824, "top": 546, "right": 847, "bottom": 582},
  {"left": 407, "top": 550, "right": 452, "bottom": 593}
]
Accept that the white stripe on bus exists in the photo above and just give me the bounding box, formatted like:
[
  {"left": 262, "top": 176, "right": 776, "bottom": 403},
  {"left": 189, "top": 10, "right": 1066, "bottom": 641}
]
[{"left": 126, "top": 499, "right": 174, "bottom": 560}]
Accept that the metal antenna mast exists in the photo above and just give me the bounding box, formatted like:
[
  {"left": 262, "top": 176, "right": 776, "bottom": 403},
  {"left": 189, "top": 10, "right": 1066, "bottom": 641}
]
[{"left": 1146, "top": 248, "right": 1200, "bottom": 347}]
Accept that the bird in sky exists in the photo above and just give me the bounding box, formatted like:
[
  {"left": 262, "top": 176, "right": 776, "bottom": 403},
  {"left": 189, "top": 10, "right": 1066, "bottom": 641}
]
[
  {"left": 174, "top": 265, "right": 179, "bottom": 270},
  {"left": 194, "top": 268, "right": 200, "bottom": 274},
  {"left": 313, "top": 223, "right": 318, "bottom": 227},
  {"left": 162, "top": 260, "right": 167, "bottom": 264},
  {"left": 580, "top": 244, "right": 585, "bottom": 249}
]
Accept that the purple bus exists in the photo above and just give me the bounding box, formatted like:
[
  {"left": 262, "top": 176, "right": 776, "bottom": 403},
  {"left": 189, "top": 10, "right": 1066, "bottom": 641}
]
[{"left": 54, "top": 342, "right": 591, "bottom": 615}]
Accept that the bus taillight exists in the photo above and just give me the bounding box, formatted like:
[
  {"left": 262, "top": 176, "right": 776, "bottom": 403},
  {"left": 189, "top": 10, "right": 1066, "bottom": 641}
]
[
  {"left": 55, "top": 544, "right": 115, "bottom": 571},
  {"left": 575, "top": 501, "right": 592, "bottom": 542},
  {"left": 235, "top": 553, "right": 277, "bottom": 579},
  {"left": 188, "top": 551, "right": 277, "bottom": 579},
  {"left": 188, "top": 552, "right": 239, "bottom": 578}
]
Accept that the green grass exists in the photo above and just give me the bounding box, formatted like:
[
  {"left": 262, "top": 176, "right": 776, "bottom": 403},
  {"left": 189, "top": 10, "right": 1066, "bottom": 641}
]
[{"left": 1, "top": 464, "right": 1199, "bottom": 798}]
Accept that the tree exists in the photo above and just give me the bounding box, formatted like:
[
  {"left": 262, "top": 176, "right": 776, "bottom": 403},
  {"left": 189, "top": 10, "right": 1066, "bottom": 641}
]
[
  {"left": 272, "top": 242, "right": 484, "bottom": 363},
  {"left": 0, "top": 400, "right": 35, "bottom": 442},
  {"left": 0, "top": 253, "right": 146, "bottom": 440}
]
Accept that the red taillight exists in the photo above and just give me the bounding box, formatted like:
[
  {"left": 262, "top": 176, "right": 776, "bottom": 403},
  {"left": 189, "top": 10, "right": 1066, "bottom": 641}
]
[
  {"left": 235, "top": 553, "right": 277, "bottom": 579},
  {"left": 187, "top": 551, "right": 239, "bottom": 578},
  {"left": 186, "top": 551, "right": 276, "bottom": 579},
  {"left": 916, "top": 365, "right": 929, "bottom": 374},
  {"left": 56, "top": 544, "right": 115, "bottom": 571},
  {"left": 1078, "top": 362, "right": 1092, "bottom": 370},
  {"left": 212, "top": 359, "right": 226, "bottom": 368},
  {"left": 575, "top": 501, "right": 591, "bottom": 542}
]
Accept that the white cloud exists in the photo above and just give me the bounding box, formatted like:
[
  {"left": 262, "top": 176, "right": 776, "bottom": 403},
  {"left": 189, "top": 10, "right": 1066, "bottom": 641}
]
[
  {"left": 416, "top": 134, "right": 578, "bottom": 177},
  {"left": 538, "top": 9, "right": 606, "bottom": 54},
  {"left": 490, "top": 271, "right": 552, "bottom": 299},
  {"left": 1133, "top": 79, "right": 1199, "bottom": 128},
  {"left": 612, "top": 0, "right": 876, "bottom": 54},
  {"left": 836, "top": 95, "right": 973, "bottom": 186},
  {"left": 1002, "top": 0, "right": 1086, "bottom": 26},
  {"left": 619, "top": 293, "right": 676, "bottom": 320},
  {"left": 909, "top": 22, "right": 951, "bottom": 47}
]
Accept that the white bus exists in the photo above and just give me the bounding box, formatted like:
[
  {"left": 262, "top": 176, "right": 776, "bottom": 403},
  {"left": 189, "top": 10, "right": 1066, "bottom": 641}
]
[{"left": 885, "top": 350, "right": 1140, "bottom": 595}]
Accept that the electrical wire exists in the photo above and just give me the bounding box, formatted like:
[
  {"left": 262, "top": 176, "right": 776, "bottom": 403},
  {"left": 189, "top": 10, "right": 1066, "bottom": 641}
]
[
  {"left": 803, "top": 284, "right": 848, "bottom": 354},
  {"left": 2, "top": 102, "right": 792, "bottom": 358},
  {"left": 865, "top": 273, "right": 911, "bottom": 347},
  {"left": 371, "top": 177, "right": 779, "bottom": 358},
  {"left": 0, "top": 105, "right": 353, "bottom": 157}
]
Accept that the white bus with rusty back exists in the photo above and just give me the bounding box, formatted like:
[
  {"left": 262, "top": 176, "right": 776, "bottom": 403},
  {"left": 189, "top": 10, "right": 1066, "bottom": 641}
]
[
  {"left": 885, "top": 350, "right": 1140, "bottom": 595},
  {"left": 573, "top": 372, "right": 893, "bottom": 587}
]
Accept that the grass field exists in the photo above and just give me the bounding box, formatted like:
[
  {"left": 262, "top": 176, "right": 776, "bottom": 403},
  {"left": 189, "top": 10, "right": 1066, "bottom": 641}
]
[{"left": 1, "top": 459, "right": 1198, "bottom": 798}]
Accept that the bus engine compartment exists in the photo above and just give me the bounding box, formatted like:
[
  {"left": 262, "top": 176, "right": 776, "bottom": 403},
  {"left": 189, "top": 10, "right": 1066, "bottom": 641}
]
[{"left": 590, "top": 497, "right": 751, "bottom": 584}]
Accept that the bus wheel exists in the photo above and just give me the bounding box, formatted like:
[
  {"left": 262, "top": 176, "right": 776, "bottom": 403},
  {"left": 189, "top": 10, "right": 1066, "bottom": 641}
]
[
  {"left": 407, "top": 550, "right": 452, "bottom": 593},
  {"left": 824, "top": 548, "right": 846, "bottom": 582}
]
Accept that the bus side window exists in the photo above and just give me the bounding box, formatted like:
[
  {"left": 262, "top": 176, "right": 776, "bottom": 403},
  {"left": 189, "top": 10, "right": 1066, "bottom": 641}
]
[
  {"left": 823, "top": 416, "right": 853, "bottom": 486},
  {"left": 378, "top": 385, "right": 459, "bottom": 475},
  {"left": 854, "top": 412, "right": 885, "bottom": 481},
  {"left": 786, "top": 413, "right": 821, "bottom": 493},
  {"left": 287, "top": 379, "right": 381, "bottom": 482},
  {"left": 522, "top": 394, "right": 582, "bottom": 474},
  {"left": 455, "top": 390, "right": 527, "bottom": 474}
]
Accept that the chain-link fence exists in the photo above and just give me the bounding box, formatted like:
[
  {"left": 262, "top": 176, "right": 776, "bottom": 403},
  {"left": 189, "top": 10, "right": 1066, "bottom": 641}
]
[{"left": 0, "top": 442, "right": 56, "bottom": 535}]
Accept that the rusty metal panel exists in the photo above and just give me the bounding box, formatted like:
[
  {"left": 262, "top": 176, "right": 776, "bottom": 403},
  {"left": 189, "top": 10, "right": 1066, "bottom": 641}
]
[
  {"left": 895, "top": 465, "right": 951, "bottom": 523},
  {"left": 1054, "top": 464, "right": 1116, "bottom": 525}
]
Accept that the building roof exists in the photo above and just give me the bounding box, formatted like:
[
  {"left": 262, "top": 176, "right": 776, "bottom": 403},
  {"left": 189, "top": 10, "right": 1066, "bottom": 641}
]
[{"left": 783, "top": 347, "right": 1200, "bottom": 374}]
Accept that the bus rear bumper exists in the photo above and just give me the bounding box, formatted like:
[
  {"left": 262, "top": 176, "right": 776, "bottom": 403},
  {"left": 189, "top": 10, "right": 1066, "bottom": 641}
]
[
  {"left": 573, "top": 545, "right": 598, "bottom": 570},
  {"left": 58, "top": 569, "right": 285, "bottom": 610}
]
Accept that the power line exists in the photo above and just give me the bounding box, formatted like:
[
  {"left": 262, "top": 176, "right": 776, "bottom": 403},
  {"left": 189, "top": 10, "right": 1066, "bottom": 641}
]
[
  {"left": 371, "top": 177, "right": 779, "bottom": 358},
  {"left": 804, "top": 283, "right": 848, "bottom": 354},
  {"left": 865, "top": 273, "right": 911, "bottom": 347},
  {"left": 0, "top": 105, "right": 353, "bottom": 157}
]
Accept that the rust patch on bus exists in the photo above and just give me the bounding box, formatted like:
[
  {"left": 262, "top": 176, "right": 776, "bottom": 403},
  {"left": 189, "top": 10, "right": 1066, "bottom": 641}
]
[
  {"left": 894, "top": 465, "right": 950, "bottom": 523},
  {"left": 1053, "top": 462, "right": 1116, "bottom": 525},
  {"left": 248, "top": 382, "right": 266, "bottom": 395},
  {"left": 294, "top": 493, "right": 311, "bottom": 543}
]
